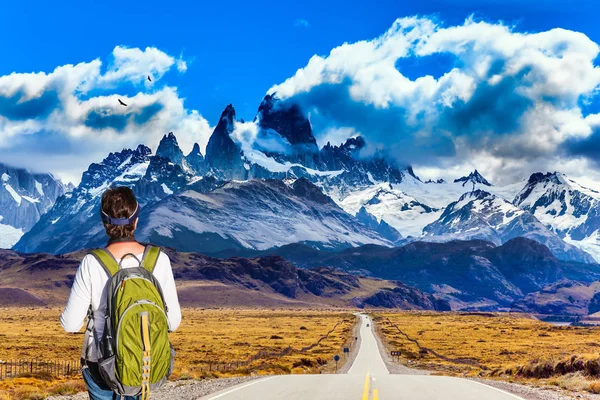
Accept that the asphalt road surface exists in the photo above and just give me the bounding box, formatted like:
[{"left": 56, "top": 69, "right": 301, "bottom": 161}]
[{"left": 201, "top": 314, "right": 524, "bottom": 400}]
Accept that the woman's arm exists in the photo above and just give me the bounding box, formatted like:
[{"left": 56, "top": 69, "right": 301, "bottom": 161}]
[
  {"left": 60, "top": 255, "right": 92, "bottom": 332},
  {"left": 156, "top": 252, "right": 182, "bottom": 332}
]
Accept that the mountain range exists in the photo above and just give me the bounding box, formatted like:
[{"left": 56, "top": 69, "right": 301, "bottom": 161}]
[
  {"left": 0, "top": 248, "right": 447, "bottom": 310},
  {"left": 7, "top": 95, "right": 600, "bottom": 267},
  {"left": 212, "top": 237, "right": 600, "bottom": 312}
]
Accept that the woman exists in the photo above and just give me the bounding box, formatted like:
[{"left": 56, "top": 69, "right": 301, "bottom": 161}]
[{"left": 61, "top": 186, "right": 181, "bottom": 400}]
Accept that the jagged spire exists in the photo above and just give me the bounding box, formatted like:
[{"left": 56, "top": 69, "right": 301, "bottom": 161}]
[
  {"left": 156, "top": 132, "right": 185, "bottom": 166},
  {"left": 454, "top": 170, "right": 491, "bottom": 187}
]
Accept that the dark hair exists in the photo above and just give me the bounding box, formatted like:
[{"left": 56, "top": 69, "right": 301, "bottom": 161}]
[{"left": 100, "top": 186, "right": 138, "bottom": 240}]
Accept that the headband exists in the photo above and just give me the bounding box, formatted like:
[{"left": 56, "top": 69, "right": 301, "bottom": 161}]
[{"left": 100, "top": 203, "right": 140, "bottom": 226}]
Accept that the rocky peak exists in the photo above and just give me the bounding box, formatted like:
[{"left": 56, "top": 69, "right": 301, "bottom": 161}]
[
  {"left": 258, "top": 94, "right": 318, "bottom": 148},
  {"left": 205, "top": 104, "right": 246, "bottom": 179},
  {"left": 425, "top": 178, "right": 446, "bottom": 184},
  {"left": 525, "top": 171, "right": 566, "bottom": 187},
  {"left": 219, "top": 104, "right": 236, "bottom": 133},
  {"left": 322, "top": 136, "right": 366, "bottom": 156},
  {"left": 454, "top": 170, "right": 491, "bottom": 187},
  {"left": 189, "top": 142, "right": 202, "bottom": 156},
  {"left": 156, "top": 132, "right": 185, "bottom": 166},
  {"left": 80, "top": 146, "right": 152, "bottom": 191},
  {"left": 186, "top": 143, "right": 206, "bottom": 175},
  {"left": 136, "top": 144, "right": 152, "bottom": 156},
  {"left": 457, "top": 189, "right": 493, "bottom": 203}
]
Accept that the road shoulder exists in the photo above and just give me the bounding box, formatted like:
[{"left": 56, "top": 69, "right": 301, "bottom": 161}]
[
  {"left": 371, "top": 315, "right": 431, "bottom": 375},
  {"left": 336, "top": 313, "right": 362, "bottom": 374}
]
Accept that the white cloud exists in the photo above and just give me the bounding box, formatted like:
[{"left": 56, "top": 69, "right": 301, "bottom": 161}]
[
  {"left": 95, "top": 46, "right": 176, "bottom": 88},
  {"left": 0, "top": 46, "right": 212, "bottom": 184},
  {"left": 176, "top": 58, "right": 188, "bottom": 73},
  {"left": 268, "top": 16, "right": 600, "bottom": 184}
]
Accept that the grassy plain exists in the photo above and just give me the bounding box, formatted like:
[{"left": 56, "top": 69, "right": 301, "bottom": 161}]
[
  {"left": 372, "top": 312, "right": 600, "bottom": 393},
  {"left": 0, "top": 308, "right": 355, "bottom": 400}
]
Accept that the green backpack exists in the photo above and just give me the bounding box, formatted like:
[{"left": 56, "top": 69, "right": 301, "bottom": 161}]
[{"left": 83, "top": 246, "right": 175, "bottom": 399}]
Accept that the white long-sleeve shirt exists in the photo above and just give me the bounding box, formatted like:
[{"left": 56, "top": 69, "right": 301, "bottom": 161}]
[{"left": 60, "top": 250, "right": 181, "bottom": 362}]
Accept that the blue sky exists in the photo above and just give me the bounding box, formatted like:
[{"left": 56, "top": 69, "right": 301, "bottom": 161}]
[
  {"left": 2, "top": 0, "right": 600, "bottom": 186},
  {"left": 3, "top": 0, "right": 598, "bottom": 123}
]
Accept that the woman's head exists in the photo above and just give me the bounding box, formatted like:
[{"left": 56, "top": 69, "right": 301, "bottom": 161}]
[{"left": 100, "top": 186, "right": 139, "bottom": 240}]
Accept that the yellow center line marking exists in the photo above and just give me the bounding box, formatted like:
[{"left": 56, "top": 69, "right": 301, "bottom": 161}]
[
  {"left": 373, "top": 388, "right": 379, "bottom": 400},
  {"left": 362, "top": 372, "right": 370, "bottom": 400}
]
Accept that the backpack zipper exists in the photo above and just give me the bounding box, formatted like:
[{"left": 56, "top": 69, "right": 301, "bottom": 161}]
[{"left": 115, "top": 300, "right": 168, "bottom": 358}]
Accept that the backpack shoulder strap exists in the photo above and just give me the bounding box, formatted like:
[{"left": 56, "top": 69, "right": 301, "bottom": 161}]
[
  {"left": 141, "top": 245, "right": 161, "bottom": 274},
  {"left": 88, "top": 249, "right": 120, "bottom": 277}
]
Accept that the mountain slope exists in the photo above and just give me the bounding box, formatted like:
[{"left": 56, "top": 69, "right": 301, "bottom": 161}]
[
  {"left": 511, "top": 280, "right": 600, "bottom": 318},
  {"left": 138, "top": 178, "right": 393, "bottom": 253},
  {"left": 0, "top": 163, "right": 70, "bottom": 248},
  {"left": 423, "top": 190, "right": 594, "bottom": 263},
  {"left": 514, "top": 172, "right": 600, "bottom": 262}
]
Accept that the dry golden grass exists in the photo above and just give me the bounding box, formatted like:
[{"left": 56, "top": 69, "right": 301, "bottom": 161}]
[
  {"left": 0, "top": 376, "right": 86, "bottom": 400},
  {"left": 372, "top": 311, "right": 600, "bottom": 393},
  {"left": 0, "top": 308, "right": 355, "bottom": 399},
  {"left": 169, "top": 308, "right": 355, "bottom": 378}
]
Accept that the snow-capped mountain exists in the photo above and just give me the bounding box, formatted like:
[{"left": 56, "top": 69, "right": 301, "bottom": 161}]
[
  {"left": 12, "top": 93, "right": 599, "bottom": 264},
  {"left": 328, "top": 170, "right": 524, "bottom": 239},
  {"left": 423, "top": 190, "right": 594, "bottom": 263},
  {"left": 514, "top": 172, "right": 600, "bottom": 261},
  {"left": 317, "top": 136, "right": 417, "bottom": 198},
  {"left": 337, "top": 182, "right": 440, "bottom": 238},
  {"left": 204, "top": 98, "right": 416, "bottom": 189},
  {"left": 13, "top": 140, "right": 218, "bottom": 254},
  {"left": 14, "top": 102, "right": 404, "bottom": 254},
  {"left": 0, "top": 163, "right": 70, "bottom": 248},
  {"left": 137, "top": 178, "right": 393, "bottom": 252}
]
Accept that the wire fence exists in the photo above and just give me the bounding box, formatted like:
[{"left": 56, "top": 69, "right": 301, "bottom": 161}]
[{"left": 0, "top": 359, "right": 80, "bottom": 380}]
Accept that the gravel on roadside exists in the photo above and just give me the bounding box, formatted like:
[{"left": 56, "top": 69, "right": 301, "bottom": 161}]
[
  {"left": 471, "top": 378, "right": 600, "bottom": 400},
  {"left": 335, "top": 313, "right": 362, "bottom": 374},
  {"left": 46, "top": 376, "right": 260, "bottom": 400}
]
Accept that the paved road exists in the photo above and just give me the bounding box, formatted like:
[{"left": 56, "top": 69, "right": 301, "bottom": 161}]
[{"left": 201, "top": 314, "right": 524, "bottom": 400}]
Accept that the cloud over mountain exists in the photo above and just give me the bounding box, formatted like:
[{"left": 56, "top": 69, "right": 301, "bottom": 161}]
[
  {"left": 268, "top": 16, "right": 600, "bottom": 185},
  {"left": 0, "top": 46, "right": 211, "bottom": 184},
  {"left": 3, "top": 17, "right": 600, "bottom": 188}
]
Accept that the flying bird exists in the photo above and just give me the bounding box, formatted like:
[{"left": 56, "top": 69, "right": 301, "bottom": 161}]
[
  {"left": 118, "top": 99, "right": 128, "bottom": 107},
  {"left": 147, "top": 75, "right": 152, "bottom": 82}
]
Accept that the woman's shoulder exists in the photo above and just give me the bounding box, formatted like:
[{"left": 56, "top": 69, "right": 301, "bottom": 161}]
[{"left": 156, "top": 248, "right": 171, "bottom": 264}]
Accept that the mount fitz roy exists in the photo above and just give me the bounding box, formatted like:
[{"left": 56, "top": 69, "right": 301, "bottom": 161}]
[{"left": 9, "top": 95, "right": 600, "bottom": 264}]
